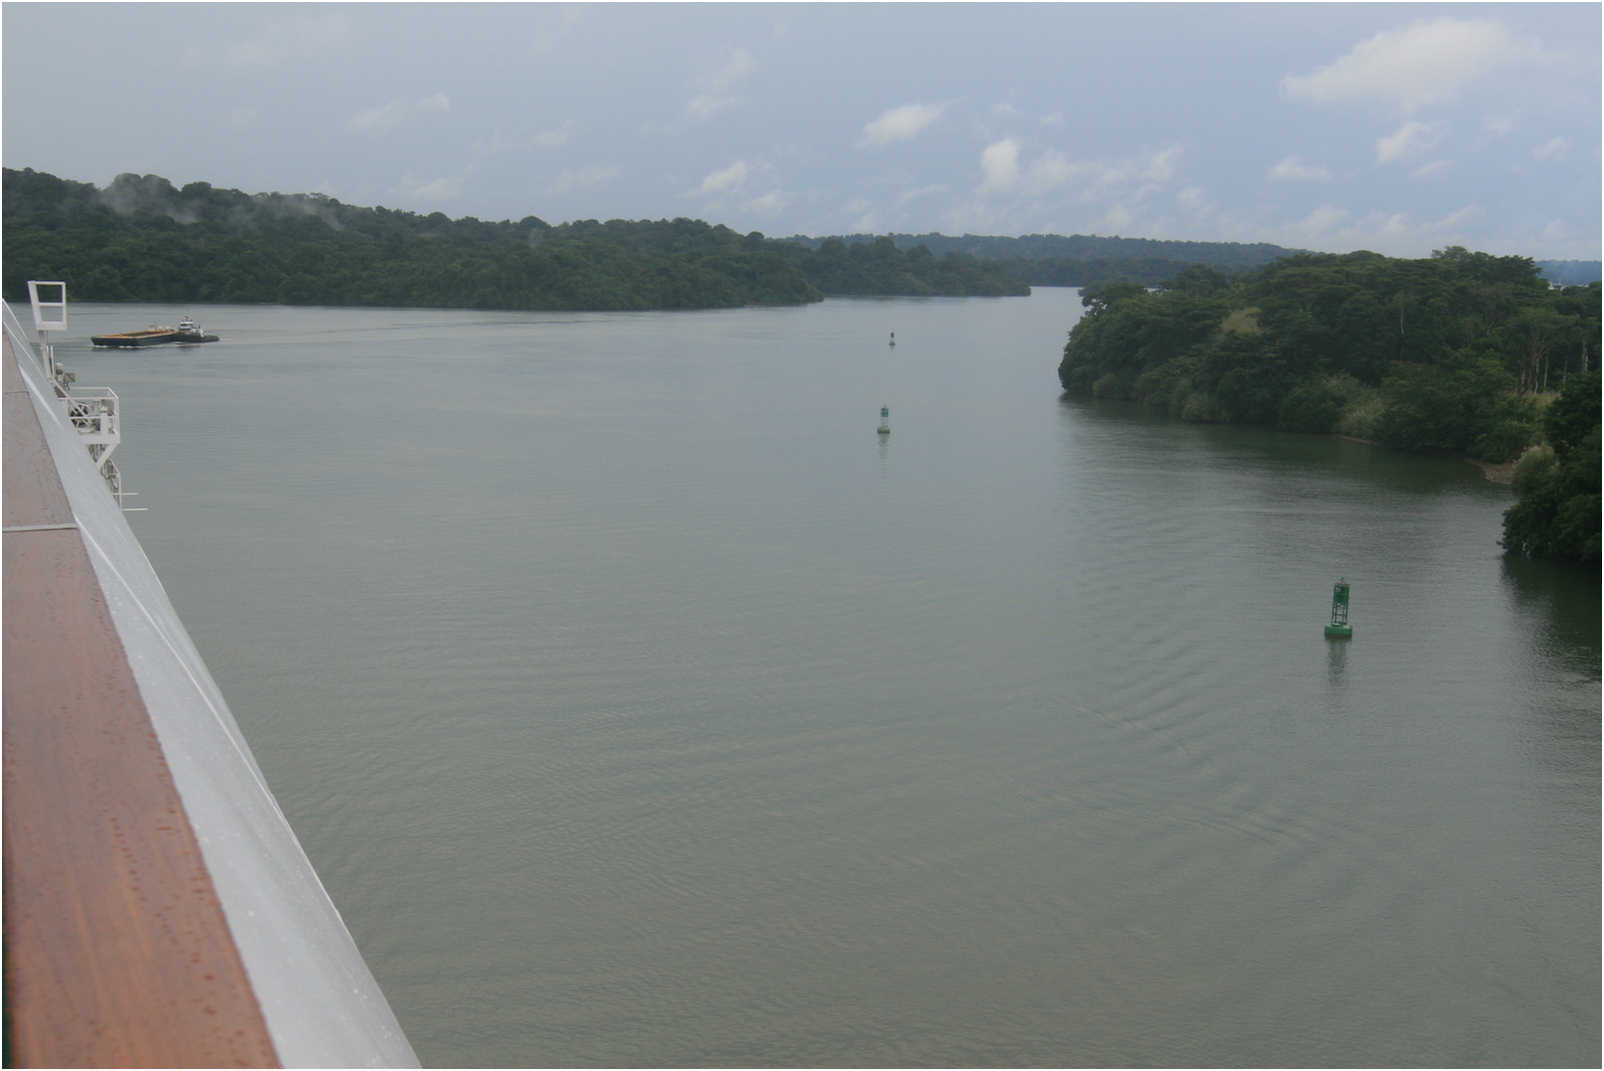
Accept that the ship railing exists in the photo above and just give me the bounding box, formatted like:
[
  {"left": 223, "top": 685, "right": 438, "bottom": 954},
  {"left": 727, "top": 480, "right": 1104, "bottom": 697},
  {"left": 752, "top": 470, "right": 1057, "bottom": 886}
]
[
  {"left": 67, "top": 385, "right": 120, "bottom": 455},
  {"left": 5, "top": 291, "right": 127, "bottom": 505}
]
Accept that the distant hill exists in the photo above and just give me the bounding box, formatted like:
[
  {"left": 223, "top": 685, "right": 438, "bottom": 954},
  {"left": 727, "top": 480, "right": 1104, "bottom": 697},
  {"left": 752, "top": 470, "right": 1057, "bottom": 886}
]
[
  {"left": 1536, "top": 260, "right": 1603, "bottom": 286},
  {"left": 788, "top": 231, "right": 1302, "bottom": 288},
  {"left": 1, "top": 168, "right": 1024, "bottom": 310}
]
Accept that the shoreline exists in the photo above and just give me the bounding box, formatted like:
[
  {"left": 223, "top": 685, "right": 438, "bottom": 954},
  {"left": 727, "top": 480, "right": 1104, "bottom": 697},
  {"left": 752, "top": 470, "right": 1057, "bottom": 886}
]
[
  {"left": 1468, "top": 458, "right": 1517, "bottom": 484},
  {"left": 1338, "top": 434, "right": 1514, "bottom": 484}
]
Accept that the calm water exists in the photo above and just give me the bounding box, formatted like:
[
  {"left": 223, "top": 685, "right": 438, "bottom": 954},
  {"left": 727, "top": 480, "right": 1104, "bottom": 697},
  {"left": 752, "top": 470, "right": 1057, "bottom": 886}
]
[{"left": 58, "top": 291, "right": 1598, "bottom": 1066}]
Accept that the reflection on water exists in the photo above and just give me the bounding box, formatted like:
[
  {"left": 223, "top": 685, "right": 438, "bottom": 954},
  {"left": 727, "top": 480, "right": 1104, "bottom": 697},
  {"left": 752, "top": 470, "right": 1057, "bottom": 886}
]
[
  {"left": 1326, "top": 635, "right": 1350, "bottom": 687},
  {"left": 1499, "top": 553, "right": 1604, "bottom": 672},
  {"left": 66, "top": 292, "right": 1600, "bottom": 1067}
]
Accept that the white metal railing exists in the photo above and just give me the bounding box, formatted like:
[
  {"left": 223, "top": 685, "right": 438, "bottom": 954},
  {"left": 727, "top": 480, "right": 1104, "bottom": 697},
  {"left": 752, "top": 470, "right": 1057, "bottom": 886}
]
[{"left": 6, "top": 288, "right": 129, "bottom": 506}]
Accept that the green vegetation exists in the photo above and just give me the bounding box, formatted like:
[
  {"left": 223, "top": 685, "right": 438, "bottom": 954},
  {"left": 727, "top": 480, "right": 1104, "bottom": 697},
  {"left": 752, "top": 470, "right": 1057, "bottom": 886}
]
[
  {"left": 1058, "top": 248, "right": 1602, "bottom": 566},
  {"left": 2, "top": 168, "right": 1024, "bottom": 310},
  {"left": 792, "top": 231, "right": 1297, "bottom": 289},
  {"left": 1501, "top": 372, "right": 1601, "bottom": 566}
]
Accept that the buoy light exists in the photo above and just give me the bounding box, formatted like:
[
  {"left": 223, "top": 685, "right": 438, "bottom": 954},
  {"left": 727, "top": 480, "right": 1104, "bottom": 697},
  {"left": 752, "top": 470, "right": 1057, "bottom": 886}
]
[{"left": 1324, "top": 578, "right": 1353, "bottom": 638}]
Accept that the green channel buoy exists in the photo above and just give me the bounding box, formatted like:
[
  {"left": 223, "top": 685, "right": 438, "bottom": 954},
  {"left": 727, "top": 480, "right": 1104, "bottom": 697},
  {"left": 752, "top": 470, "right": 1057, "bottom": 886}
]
[
  {"left": 877, "top": 404, "right": 891, "bottom": 435},
  {"left": 1324, "top": 577, "right": 1353, "bottom": 638}
]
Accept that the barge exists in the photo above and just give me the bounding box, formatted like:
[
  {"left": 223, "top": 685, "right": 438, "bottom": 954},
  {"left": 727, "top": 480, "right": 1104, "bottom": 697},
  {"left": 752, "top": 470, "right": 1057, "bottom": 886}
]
[{"left": 91, "top": 315, "right": 219, "bottom": 347}]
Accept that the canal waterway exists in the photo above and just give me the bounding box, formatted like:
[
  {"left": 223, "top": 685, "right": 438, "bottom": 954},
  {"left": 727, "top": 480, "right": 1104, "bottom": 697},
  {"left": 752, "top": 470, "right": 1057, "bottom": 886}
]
[{"left": 59, "top": 289, "right": 1599, "bottom": 1066}]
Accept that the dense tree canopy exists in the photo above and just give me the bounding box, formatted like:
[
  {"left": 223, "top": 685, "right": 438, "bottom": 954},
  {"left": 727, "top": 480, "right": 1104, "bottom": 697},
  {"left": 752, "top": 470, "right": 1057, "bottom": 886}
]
[
  {"left": 1502, "top": 372, "right": 1601, "bottom": 566},
  {"left": 2, "top": 168, "right": 1025, "bottom": 310},
  {"left": 789, "top": 231, "right": 1301, "bottom": 289},
  {"left": 1058, "top": 248, "right": 1602, "bottom": 565}
]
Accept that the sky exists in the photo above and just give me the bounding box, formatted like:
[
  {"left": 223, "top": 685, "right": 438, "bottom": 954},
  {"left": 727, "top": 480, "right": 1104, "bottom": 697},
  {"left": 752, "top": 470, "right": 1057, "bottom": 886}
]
[{"left": 3, "top": 3, "right": 1600, "bottom": 260}]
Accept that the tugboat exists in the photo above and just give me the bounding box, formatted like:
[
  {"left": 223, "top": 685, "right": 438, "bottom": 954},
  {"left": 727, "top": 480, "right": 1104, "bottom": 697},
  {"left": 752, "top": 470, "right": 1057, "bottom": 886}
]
[
  {"left": 91, "top": 315, "right": 219, "bottom": 348},
  {"left": 173, "top": 316, "right": 220, "bottom": 344}
]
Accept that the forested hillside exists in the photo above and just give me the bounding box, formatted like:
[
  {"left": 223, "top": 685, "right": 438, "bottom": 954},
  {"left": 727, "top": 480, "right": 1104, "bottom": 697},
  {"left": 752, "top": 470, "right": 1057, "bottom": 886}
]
[
  {"left": 2, "top": 169, "right": 1025, "bottom": 310},
  {"left": 794, "top": 234, "right": 1602, "bottom": 290},
  {"left": 1056, "top": 248, "right": 1601, "bottom": 565},
  {"left": 1536, "top": 259, "right": 1604, "bottom": 286},
  {"left": 790, "top": 231, "right": 1297, "bottom": 289}
]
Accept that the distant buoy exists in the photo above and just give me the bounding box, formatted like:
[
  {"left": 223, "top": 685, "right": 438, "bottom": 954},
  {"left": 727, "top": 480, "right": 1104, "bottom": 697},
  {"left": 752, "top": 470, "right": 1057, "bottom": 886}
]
[
  {"left": 889, "top": 331, "right": 895, "bottom": 347},
  {"left": 877, "top": 405, "right": 891, "bottom": 435},
  {"left": 1324, "top": 577, "right": 1353, "bottom": 638}
]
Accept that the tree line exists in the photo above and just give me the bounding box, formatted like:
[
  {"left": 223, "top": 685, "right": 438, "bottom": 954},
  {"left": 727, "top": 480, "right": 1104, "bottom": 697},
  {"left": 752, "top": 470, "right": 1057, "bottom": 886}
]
[
  {"left": 789, "top": 231, "right": 1299, "bottom": 290},
  {"left": 1, "top": 169, "right": 1025, "bottom": 311},
  {"left": 795, "top": 232, "right": 1601, "bottom": 290},
  {"left": 1057, "top": 250, "right": 1601, "bottom": 566}
]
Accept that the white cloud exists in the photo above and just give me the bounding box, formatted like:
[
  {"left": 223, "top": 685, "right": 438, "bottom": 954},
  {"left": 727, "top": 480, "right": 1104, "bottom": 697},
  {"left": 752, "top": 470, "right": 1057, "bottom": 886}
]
[
  {"left": 546, "top": 164, "right": 620, "bottom": 196},
  {"left": 1142, "top": 145, "right": 1181, "bottom": 184},
  {"left": 1533, "top": 137, "right": 1570, "bottom": 161},
  {"left": 686, "top": 48, "right": 756, "bottom": 122},
  {"left": 1483, "top": 115, "right": 1516, "bottom": 138},
  {"left": 744, "top": 191, "right": 790, "bottom": 215},
  {"left": 1282, "top": 17, "right": 1543, "bottom": 114},
  {"left": 979, "top": 139, "right": 1021, "bottom": 194},
  {"left": 970, "top": 141, "right": 1184, "bottom": 214},
  {"left": 1291, "top": 204, "right": 1349, "bottom": 240},
  {"left": 1040, "top": 112, "right": 1065, "bottom": 128},
  {"left": 349, "top": 101, "right": 408, "bottom": 135},
  {"left": 348, "top": 93, "right": 452, "bottom": 135},
  {"left": 838, "top": 196, "right": 877, "bottom": 232},
  {"left": 1268, "top": 155, "right": 1332, "bottom": 182},
  {"left": 525, "top": 6, "right": 588, "bottom": 58},
  {"left": 406, "top": 175, "right": 465, "bottom": 202},
  {"left": 1089, "top": 147, "right": 1179, "bottom": 201},
  {"left": 1101, "top": 203, "right": 1134, "bottom": 233},
  {"left": 1020, "top": 151, "right": 1083, "bottom": 196},
  {"left": 698, "top": 160, "right": 750, "bottom": 195},
  {"left": 1376, "top": 120, "right": 1442, "bottom": 164},
  {"left": 860, "top": 103, "right": 947, "bottom": 147},
  {"left": 1257, "top": 203, "right": 1489, "bottom": 257},
  {"left": 1434, "top": 205, "right": 1481, "bottom": 229},
  {"left": 1411, "top": 160, "right": 1451, "bottom": 179},
  {"left": 1379, "top": 212, "right": 1411, "bottom": 237},
  {"left": 531, "top": 122, "right": 575, "bottom": 150},
  {"left": 709, "top": 48, "right": 757, "bottom": 90},
  {"left": 217, "top": 12, "right": 352, "bottom": 69},
  {"left": 895, "top": 184, "right": 949, "bottom": 208},
  {"left": 686, "top": 94, "right": 736, "bottom": 122},
  {"left": 1176, "top": 186, "right": 1208, "bottom": 212}
]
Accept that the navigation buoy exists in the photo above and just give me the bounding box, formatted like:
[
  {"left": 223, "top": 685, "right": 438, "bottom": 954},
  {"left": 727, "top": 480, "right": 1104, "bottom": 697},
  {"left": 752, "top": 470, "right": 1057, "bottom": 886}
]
[
  {"left": 877, "top": 405, "right": 891, "bottom": 435},
  {"left": 1324, "top": 578, "right": 1353, "bottom": 638},
  {"left": 889, "top": 331, "right": 896, "bottom": 347}
]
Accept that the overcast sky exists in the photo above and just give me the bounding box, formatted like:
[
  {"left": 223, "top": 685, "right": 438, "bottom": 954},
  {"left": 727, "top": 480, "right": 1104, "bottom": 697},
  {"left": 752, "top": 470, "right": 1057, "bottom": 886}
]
[{"left": 4, "top": 3, "right": 1599, "bottom": 259}]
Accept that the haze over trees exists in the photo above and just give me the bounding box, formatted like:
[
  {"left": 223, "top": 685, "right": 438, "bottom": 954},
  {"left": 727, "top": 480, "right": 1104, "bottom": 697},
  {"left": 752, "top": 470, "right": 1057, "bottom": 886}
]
[
  {"left": 792, "top": 232, "right": 1300, "bottom": 289},
  {"left": 1, "top": 169, "right": 1025, "bottom": 310},
  {"left": 795, "top": 232, "right": 1602, "bottom": 290}
]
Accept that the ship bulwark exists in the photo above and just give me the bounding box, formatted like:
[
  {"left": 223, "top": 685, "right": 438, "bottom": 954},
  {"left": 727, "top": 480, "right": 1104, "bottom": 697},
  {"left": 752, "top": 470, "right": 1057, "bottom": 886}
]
[{"left": 2, "top": 308, "right": 416, "bottom": 1067}]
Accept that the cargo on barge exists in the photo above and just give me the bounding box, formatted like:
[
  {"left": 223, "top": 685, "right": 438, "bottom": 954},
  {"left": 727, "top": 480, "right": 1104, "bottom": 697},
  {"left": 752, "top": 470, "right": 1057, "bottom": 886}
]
[{"left": 91, "top": 315, "right": 219, "bottom": 347}]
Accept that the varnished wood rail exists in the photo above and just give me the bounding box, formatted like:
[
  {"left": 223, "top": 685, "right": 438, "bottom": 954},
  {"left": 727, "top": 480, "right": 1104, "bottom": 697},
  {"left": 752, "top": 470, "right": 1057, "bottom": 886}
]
[{"left": 3, "top": 335, "right": 281, "bottom": 1066}]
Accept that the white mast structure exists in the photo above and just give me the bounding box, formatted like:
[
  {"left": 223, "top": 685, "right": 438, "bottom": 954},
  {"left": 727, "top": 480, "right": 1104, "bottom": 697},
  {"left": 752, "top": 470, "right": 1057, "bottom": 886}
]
[{"left": 28, "top": 280, "right": 127, "bottom": 505}]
